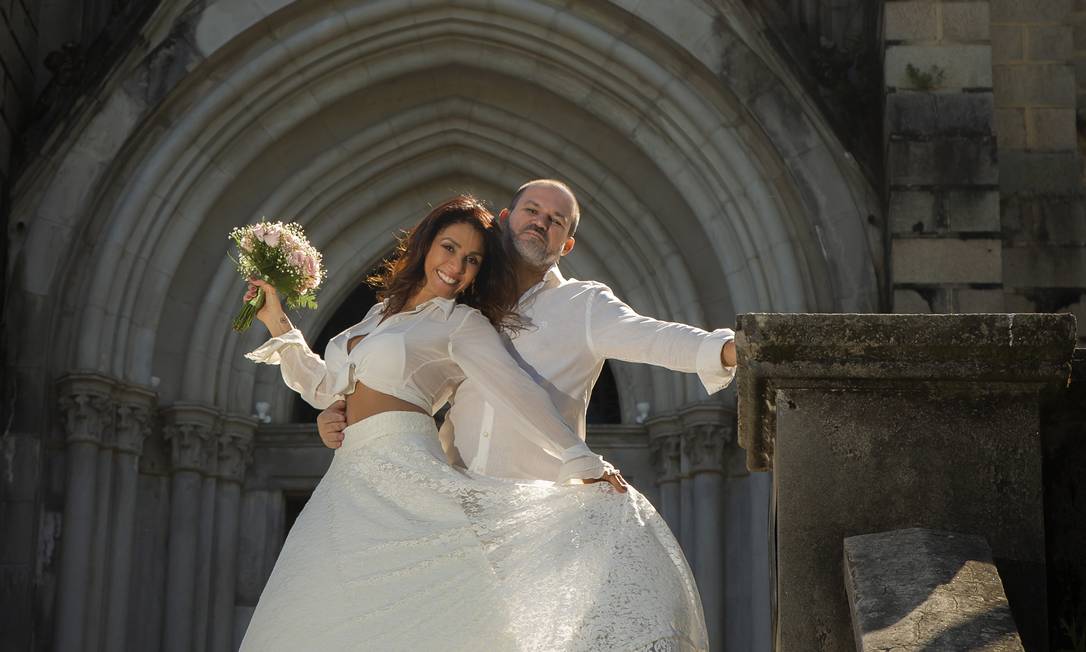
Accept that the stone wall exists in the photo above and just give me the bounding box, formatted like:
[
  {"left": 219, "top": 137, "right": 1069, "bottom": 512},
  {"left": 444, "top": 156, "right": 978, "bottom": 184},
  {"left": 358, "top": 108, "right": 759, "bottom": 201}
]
[
  {"left": 884, "top": 0, "right": 1004, "bottom": 314},
  {"left": 991, "top": 0, "right": 1086, "bottom": 336},
  {"left": 0, "top": 0, "right": 35, "bottom": 189}
]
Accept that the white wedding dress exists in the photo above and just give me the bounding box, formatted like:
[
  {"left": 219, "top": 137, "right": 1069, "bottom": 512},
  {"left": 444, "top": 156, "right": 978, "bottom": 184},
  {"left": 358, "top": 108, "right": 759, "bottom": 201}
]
[{"left": 240, "top": 298, "right": 708, "bottom": 651}]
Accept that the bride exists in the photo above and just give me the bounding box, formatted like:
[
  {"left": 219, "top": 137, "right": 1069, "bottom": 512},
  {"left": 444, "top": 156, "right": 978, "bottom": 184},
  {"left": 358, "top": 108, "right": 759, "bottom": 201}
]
[{"left": 239, "top": 195, "right": 708, "bottom": 651}]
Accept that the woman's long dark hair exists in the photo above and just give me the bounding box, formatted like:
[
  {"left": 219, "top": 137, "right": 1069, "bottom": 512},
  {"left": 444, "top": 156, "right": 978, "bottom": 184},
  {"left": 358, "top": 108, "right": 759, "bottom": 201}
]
[{"left": 369, "top": 195, "right": 521, "bottom": 331}]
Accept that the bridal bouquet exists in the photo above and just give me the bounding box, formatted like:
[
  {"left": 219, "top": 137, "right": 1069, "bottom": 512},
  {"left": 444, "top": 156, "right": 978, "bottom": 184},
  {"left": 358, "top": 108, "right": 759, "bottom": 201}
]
[{"left": 229, "top": 221, "right": 325, "bottom": 332}]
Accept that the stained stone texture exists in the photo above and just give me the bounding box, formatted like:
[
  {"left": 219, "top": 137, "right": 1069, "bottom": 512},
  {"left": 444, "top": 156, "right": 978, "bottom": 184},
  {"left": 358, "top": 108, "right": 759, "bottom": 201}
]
[
  {"left": 844, "top": 528, "right": 1024, "bottom": 651},
  {"left": 735, "top": 313, "right": 1077, "bottom": 652}
]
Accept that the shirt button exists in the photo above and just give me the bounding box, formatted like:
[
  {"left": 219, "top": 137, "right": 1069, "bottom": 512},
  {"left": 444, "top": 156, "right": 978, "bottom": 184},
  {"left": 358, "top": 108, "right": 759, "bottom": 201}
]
[{"left": 482, "top": 431, "right": 490, "bottom": 438}]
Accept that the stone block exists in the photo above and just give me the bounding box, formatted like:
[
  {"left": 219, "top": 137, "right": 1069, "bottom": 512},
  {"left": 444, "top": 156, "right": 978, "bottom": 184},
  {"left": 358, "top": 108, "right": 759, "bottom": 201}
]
[
  {"left": 1030, "top": 107, "right": 1077, "bottom": 150},
  {"left": 844, "top": 529, "right": 1024, "bottom": 651},
  {"left": 884, "top": 1, "right": 939, "bottom": 42},
  {"left": 890, "top": 190, "right": 938, "bottom": 234},
  {"left": 1004, "top": 244, "right": 1086, "bottom": 287},
  {"left": 956, "top": 288, "right": 1007, "bottom": 312},
  {"left": 993, "top": 63, "right": 1076, "bottom": 107},
  {"left": 887, "top": 137, "right": 998, "bottom": 186},
  {"left": 948, "top": 189, "right": 1001, "bottom": 231},
  {"left": 999, "top": 150, "right": 1081, "bottom": 193},
  {"left": 994, "top": 107, "right": 1027, "bottom": 147},
  {"left": 991, "top": 0, "right": 1073, "bottom": 22},
  {"left": 991, "top": 25, "right": 1024, "bottom": 63},
  {"left": 893, "top": 237, "right": 1002, "bottom": 284},
  {"left": 886, "top": 91, "right": 993, "bottom": 136},
  {"left": 1027, "top": 24, "right": 1074, "bottom": 62},
  {"left": 886, "top": 44, "right": 993, "bottom": 89},
  {"left": 942, "top": 2, "right": 991, "bottom": 42},
  {"left": 893, "top": 287, "right": 952, "bottom": 313},
  {"left": 1001, "top": 194, "right": 1086, "bottom": 244}
]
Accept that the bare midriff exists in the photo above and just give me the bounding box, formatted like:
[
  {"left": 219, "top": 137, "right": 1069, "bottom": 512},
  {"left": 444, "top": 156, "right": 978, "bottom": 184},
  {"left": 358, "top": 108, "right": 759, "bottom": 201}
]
[
  {"left": 343, "top": 333, "right": 427, "bottom": 427},
  {"left": 344, "top": 382, "right": 427, "bottom": 426}
]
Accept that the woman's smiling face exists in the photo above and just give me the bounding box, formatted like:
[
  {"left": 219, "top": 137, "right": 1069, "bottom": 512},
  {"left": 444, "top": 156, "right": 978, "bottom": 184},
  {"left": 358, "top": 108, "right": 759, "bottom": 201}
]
[{"left": 418, "top": 221, "right": 485, "bottom": 301}]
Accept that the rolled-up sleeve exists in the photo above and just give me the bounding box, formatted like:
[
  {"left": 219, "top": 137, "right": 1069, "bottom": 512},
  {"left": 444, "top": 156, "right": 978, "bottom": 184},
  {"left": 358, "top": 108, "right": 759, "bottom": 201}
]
[
  {"left": 586, "top": 286, "right": 735, "bottom": 394},
  {"left": 449, "top": 309, "right": 611, "bottom": 483},
  {"left": 245, "top": 329, "right": 345, "bottom": 410}
]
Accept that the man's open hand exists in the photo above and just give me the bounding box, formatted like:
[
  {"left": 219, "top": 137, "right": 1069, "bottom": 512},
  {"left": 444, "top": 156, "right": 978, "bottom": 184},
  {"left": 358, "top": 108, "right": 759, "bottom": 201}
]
[{"left": 317, "top": 400, "right": 347, "bottom": 449}]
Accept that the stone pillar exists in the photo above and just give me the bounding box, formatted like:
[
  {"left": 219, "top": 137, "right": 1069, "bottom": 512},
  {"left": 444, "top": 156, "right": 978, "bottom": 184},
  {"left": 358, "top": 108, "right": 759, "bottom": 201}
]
[
  {"left": 208, "top": 416, "right": 255, "bottom": 652},
  {"left": 161, "top": 403, "right": 219, "bottom": 652},
  {"left": 884, "top": 1, "right": 1003, "bottom": 314},
  {"left": 54, "top": 373, "right": 115, "bottom": 652},
  {"left": 83, "top": 427, "right": 115, "bottom": 649},
  {"left": 735, "top": 312, "right": 1075, "bottom": 651},
  {"left": 193, "top": 426, "right": 221, "bottom": 652},
  {"left": 101, "top": 384, "right": 155, "bottom": 652},
  {"left": 680, "top": 404, "right": 730, "bottom": 652},
  {"left": 647, "top": 414, "right": 682, "bottom": 535}
]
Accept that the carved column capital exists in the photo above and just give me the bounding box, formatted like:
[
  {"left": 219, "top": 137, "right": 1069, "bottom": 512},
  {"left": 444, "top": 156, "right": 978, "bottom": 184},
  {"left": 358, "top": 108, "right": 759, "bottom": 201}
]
[
  {"left": 161, "top": 403, "right": 221, "bottom": 474},
  {"left": 114, "top": 385, "right": 156, "bottom": 455},
  {"left": 218, "top": 415, "right": 256, "bottom": 483},
  {"left": 681, "top": 423, "right": 733, "bottom": 474},
  {"left": 679, "top": 402, "right": 736, "bottom": 475},
  {"left": 57, "top": 373, "right": 116, "bottom": 446},
  {"left": 647, "top": 414, "right": 683, "bottom": 483}
]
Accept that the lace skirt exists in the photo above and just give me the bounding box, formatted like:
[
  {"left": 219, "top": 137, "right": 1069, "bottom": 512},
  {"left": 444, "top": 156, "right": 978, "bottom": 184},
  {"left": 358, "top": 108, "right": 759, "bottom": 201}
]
[{"left": 239, "top": 411, "right": 707, "bottom": 652}]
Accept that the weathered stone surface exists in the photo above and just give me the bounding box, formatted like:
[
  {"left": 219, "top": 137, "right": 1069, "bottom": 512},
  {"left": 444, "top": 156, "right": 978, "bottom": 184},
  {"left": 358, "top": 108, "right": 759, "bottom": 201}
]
[
  {"left": 1041, "top": 349, "right": 1086, "bottom": 648},
  {"left": 998, "top": 151, "right": 1081, "bottom": 194},
  {"left": 890, "top": 190, "right": 938, "bottom": 234},
  {"left": 886, "top": 92, "right": 994, "bottom": 136},
  {"left": 888, "top": 137, "right": 998, "bottom": 186},
  {"left": 1027, "top": 25, "right": 1074, "bottom": 62},
  {"left": 992, "top": 25, "right": 1024, "bottom": 63},
  {"left": 844, "top": 528, "right": 1024, "bottom": 651},
  {"left": 990, "top": 0, "right": 1073, "bottom": 22},
  {"left": 994, "top": 106, "right": 1027, "bottom": 147},
  {"left": 993, "top": 64, "right": 1076, "bottom": 106},
  {"left": 893, "top": 237, "right": 1002, "bottom": 283},
  {"left": 735, "top": 313, "right": 1075, "bottom": 651},
  {"left": 949, "top": 189, "right": 1001, "bottom": 231},
  {"left": 1002, "top": 195, "right": 1086, "bottom": 245},
  {"left": 943, "top": 2, "right": 991, "bottom": 42},
  {"left": 884, "top": 2, "right": 939, "bottom": 42},
  {"left": 886, "top": 44, "right": 993, "bottom": 89},
  {"left": 1030, "top": 107, "right": 1077, "bottom": 150},
  {"left": 1003, "top": 244, "right": 1086, "bottom": 287}
]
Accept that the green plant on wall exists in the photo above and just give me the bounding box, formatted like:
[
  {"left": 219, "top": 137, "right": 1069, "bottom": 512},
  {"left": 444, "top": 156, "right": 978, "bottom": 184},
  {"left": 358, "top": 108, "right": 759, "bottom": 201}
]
[{"left": 905, "top": 63, "right": 946, "bottom": 91}]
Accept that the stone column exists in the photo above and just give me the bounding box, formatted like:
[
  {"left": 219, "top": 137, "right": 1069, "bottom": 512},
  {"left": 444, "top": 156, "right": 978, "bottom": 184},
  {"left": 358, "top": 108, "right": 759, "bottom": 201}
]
[
  {"left": 193, "top": 424, "right": 221, "bottom": 652},
  {"left": 54, "top": 373, "right": 115, "bottom": 652},
  {"left": 83, "top": 404, "right": 116, "bottom": 650},
  {"left": 680, "top": 404, "right": 731, "bottom": 652},
  {"left": 735, "top": 312, "right": 1075, "bottom": 651},
  {"left": 647, "top": 414, "right": 682, "bottom": 535},
  {"left": 101, "top": 384, "right": 155, "bottom": 652},
  {"left": 161, "top": 403, "right": 219, "bottom": 652},
  {"left": 208, "top": 416, "right": 255, "bottom": 652}
]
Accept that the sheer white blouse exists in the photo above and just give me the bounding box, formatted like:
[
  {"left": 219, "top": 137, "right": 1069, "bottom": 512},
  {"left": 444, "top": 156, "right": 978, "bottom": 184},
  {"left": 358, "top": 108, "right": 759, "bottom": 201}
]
[{"left": 246, "top": 296, "right": 613, "bottom": 483}]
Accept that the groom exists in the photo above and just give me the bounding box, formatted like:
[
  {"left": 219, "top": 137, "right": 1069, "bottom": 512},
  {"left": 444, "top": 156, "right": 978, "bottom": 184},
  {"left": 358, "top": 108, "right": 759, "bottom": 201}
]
[{"left": 317, "top": 179, "right": 738, "bottom": 490}]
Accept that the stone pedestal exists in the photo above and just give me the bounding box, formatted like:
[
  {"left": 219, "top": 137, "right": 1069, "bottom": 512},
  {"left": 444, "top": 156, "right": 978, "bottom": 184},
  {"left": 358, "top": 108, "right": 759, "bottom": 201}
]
[{"left": 736, "top": 313, "right": 1076, "bottom": 652}]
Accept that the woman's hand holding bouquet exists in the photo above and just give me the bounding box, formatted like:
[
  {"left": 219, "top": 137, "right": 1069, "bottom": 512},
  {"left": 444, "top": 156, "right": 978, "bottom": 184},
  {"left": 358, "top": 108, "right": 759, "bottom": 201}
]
[{"left": 229, "top": 221, "right": 324, "bottom": 332}]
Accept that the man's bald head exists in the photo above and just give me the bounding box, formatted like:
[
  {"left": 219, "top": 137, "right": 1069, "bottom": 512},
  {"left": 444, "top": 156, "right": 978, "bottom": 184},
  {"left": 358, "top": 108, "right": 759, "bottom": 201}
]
[{"left": 507, "top": 179, "right": 580, "bottom": 237}]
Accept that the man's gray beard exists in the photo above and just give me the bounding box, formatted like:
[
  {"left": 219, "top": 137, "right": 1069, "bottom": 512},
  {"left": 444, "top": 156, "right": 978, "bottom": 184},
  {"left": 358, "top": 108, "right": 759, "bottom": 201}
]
[{"left": 511, "top": 233, "right": 559, "bottom": 269}]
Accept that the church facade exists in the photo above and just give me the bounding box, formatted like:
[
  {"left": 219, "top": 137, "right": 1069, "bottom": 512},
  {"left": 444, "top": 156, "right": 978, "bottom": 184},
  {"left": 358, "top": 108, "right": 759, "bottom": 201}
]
[{"left": 2, "top": 1, "right": 1083, "bottom": 650}]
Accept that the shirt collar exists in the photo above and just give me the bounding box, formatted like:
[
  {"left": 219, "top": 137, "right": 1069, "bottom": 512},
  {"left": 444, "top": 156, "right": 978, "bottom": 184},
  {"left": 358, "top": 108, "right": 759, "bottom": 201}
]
[{"left": 413, "top": 295, "right": 458, "bottom": 319}]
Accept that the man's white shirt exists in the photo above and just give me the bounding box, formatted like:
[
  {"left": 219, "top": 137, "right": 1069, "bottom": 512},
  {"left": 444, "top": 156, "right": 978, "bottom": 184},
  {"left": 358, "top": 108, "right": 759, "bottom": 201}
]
[{"left": 441, "top": 265, "right": 736, "bottom": 481}]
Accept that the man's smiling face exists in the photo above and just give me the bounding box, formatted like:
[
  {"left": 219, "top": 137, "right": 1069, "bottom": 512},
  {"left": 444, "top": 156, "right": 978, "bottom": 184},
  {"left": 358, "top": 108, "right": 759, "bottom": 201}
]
[{"left": 501, "top": 183, "right": 576, "bottom": 269}]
